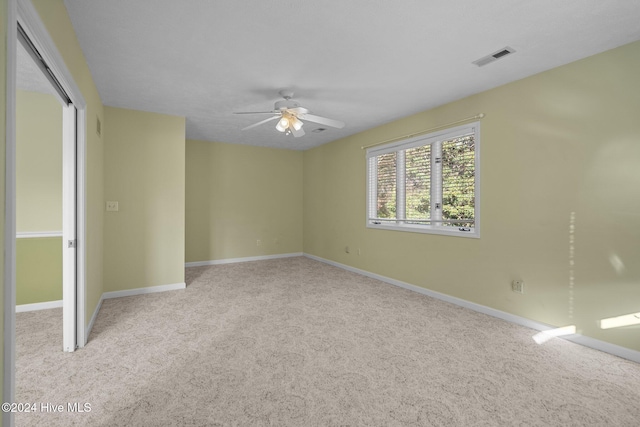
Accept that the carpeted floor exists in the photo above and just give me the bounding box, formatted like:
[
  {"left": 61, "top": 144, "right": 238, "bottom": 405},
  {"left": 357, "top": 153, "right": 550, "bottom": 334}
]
[{"left": 15, "top": 257, "right": 640, "bottom": 426}]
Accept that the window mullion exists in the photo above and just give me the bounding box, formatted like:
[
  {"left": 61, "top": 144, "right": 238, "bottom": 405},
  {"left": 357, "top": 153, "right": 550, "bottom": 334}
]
[
  {"left": 397, "top": 150, "right": 406, "bottom": 224},
  {"left": 368, "top": 157, "right": 376, "bottom": 222},
  {"left": 431, "top": 142, "right": 442, "bottom": 226}
]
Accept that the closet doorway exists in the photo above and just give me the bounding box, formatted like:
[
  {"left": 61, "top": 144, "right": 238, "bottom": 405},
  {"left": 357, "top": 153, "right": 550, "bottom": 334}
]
[
  {"left": 15, "top": 21, "right": 78, "bottom": 352},
  {"left": 5, "top": 3, "right": 89, "bottom": 422}
]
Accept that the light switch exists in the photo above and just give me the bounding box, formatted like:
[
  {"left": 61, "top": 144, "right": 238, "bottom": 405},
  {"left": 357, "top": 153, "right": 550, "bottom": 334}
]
[{"left": 106, "top": 201, "right": 119, "bottom": 212}]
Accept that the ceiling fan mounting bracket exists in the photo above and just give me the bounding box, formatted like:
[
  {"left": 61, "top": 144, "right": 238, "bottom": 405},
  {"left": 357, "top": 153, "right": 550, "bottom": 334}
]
[{"left": 278, "top": 89, "right": 295, "bottom": 100}]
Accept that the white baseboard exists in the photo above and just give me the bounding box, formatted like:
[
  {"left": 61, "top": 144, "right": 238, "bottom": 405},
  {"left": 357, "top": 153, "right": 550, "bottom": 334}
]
[
  {"left": 85, "top": 282, "right": 185, "bottom": 343},
  {"left": 185, "top": 252, "right": 303, "bottom": 268},
  {"left": 85, "top": 295, "right": 104, "bottom": 345},
  {"left": 103, "top": 282, "right": 186, "bottom": 300},
  {"left": 16, "top": 299, "right": 63, "bottom": 313},
  {"left": 304, "top": 253, "right": 640, "bottom": 364}
]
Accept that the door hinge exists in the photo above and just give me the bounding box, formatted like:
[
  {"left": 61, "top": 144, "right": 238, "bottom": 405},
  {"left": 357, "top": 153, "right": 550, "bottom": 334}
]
[{"left": 68, "top": 239, "right": 77, "bottom": 248}]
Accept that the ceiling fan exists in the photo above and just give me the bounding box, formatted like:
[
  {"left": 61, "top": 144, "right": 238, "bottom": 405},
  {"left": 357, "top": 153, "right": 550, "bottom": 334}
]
[{"left": 234, "top": 90, "right": 345, "bottom": 137}]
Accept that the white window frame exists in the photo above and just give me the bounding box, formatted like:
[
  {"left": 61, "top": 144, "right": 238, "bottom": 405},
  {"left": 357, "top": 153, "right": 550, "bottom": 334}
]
[{"left": 366, "top": 122, "right": 480, "bottom": 238}]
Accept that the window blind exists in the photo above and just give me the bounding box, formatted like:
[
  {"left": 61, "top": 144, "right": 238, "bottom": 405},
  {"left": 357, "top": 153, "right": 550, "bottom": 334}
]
[
  {"left": 376, "top": 152, "right": 396, "bottom": 219},
  {"left": 441, "top": 135, "right": 475, "bottom": 228},
  {"left": 404, "top": 144, "right": 431, "bottom": 221}
]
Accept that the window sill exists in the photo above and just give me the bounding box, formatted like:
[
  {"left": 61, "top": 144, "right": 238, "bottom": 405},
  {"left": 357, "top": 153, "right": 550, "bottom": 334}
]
[{"left": 366, "top": 222, "right": 480, "bottom": 239}]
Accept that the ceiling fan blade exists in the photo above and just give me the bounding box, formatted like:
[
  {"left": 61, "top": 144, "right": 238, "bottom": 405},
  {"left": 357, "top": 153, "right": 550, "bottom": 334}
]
[
  {"left": 300, "top": 113, "right": 345, "bottom": 129},
  {"left": 234, "top": 110, "right": 279, "bottom": 115},
  {"left": 241, "top": 115, "right": 280, "bottom": 131},
  {"left": 290, "top": 126, "right": 305, "bottom": 138},
  {"left": 288, "top": 107, "right": 309, "bottom": 115}
]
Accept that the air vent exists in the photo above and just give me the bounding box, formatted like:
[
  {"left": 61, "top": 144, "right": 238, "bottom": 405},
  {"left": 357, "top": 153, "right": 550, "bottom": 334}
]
[
  {"left": 312, "top": 128, "right": 327, "bottom": 133},
  {"left": 473, "top": 46, "right": 516, "bottom": 67}
]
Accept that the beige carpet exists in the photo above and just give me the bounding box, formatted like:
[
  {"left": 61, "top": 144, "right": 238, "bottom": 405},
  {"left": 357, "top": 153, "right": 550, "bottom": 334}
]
[{"left": 15, "top": 257, "right": 640, "bottom": 426}]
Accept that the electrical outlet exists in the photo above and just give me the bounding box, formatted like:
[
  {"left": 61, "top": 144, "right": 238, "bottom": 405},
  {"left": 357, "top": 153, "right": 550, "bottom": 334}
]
[
  {"left": 106, "top": 201, "right": 119, "bottom": 212},
  {"left": 345, "top": 246, "right": 350, "bottom": 253},
  {"left": 512, "top": 280, "right": 525, "bottom": 294},
  {"left": 256, "top": 239, "right": 261, "bottom": 246}
]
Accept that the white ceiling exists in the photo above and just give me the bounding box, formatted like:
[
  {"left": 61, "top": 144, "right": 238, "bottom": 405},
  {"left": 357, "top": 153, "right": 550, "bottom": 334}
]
[{"left": 62, "top": 0, "right": 640, "bottom": 150}]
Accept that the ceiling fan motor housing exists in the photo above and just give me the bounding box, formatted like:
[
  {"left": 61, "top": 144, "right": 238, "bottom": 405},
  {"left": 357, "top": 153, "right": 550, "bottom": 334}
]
[{"left": 275, "top": 99, "right": 301, "bottom": 111}]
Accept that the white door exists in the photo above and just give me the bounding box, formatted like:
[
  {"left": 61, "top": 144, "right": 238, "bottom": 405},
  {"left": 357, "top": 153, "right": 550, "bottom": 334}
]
[{"left": 62, "top": 103, "right": 77, "bottom": 352}]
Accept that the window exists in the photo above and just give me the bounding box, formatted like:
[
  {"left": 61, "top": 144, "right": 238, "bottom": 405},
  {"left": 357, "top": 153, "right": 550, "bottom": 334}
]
[{"left": 366, "top": 122, "right": 480, "bottom": 237}]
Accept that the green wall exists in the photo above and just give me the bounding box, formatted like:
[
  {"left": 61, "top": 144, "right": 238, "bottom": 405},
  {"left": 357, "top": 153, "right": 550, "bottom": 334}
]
[
  {"left": 104, "top": 107, "right": 185, "bottom": 292},
  {"left": 185, "top": 140, "right": 303, "bottom": 262},
  {"left": 303, "top": 40, "right": 640, "bottom": 352},
  {"left": 15, "top": 90, "right": 62, "bottom": 305},
  {"left": 16, "top": 237, "right": 62, "bottom": 305},
  {"left": 16, "top": 90, "right": 62, "bottom": 232},
  {"left": 32, "top": 0, "right": 105, "bottom": 327}
]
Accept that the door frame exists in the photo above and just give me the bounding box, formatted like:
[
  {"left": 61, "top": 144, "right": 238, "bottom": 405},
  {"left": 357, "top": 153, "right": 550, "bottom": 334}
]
[{"left": 4, "top": 0, "right": 88, "bottom": 423}]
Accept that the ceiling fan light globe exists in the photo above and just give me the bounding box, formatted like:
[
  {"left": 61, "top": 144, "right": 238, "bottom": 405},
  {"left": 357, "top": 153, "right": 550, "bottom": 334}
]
[
  {"left": 276, "top": 117, "right": 289, "bottom": 132},
  {"left": 292, "top": 117, "right": 303, "bottom": 131}
]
